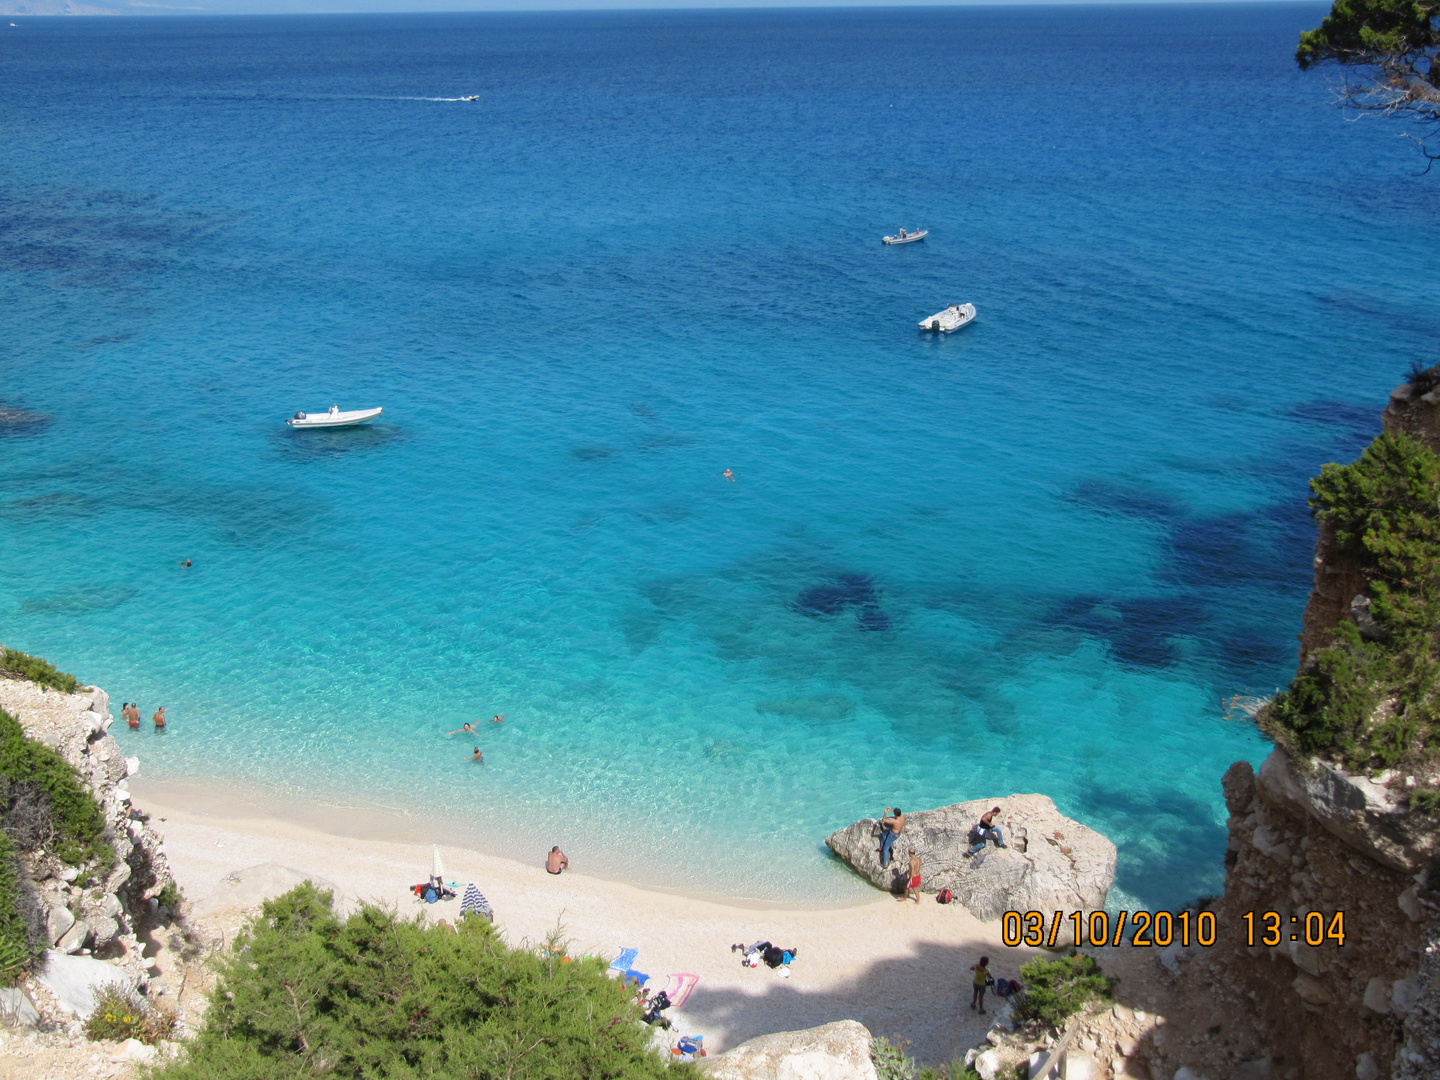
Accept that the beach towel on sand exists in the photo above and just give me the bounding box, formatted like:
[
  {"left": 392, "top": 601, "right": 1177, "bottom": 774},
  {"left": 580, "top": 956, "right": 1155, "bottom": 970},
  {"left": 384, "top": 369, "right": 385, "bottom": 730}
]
[
  {"left": 609, "top": 948, "right": 640, "bottom": 974},
  {"left": 656, "top": 973, "right": 699, "bottom": 1010}
]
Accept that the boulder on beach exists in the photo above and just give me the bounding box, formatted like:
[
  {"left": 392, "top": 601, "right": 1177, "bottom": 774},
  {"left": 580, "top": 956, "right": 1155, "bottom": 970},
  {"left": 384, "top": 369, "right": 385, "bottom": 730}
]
[
  {"left": 825, "top": 794, "right": 1116, "bottom": 935},
  {"left": 699, "top": 1020, "right": 877, "bottom": 1080},
  {"left": 192, "top": 863, "right": 340, "bottom": 917}
]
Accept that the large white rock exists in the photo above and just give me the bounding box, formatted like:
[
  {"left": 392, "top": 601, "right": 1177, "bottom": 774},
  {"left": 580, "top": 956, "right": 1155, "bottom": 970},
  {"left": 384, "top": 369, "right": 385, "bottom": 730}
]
[
  {"left": 46, "top": 904, "right": 76, "bottom": 946},
  {"left": 0, "top": 987, "right": 40, "bottom": 1027},
  {"left": 825, "top": 794, "right": 1115, "bottom": 934},
  {"left": 191, "top": 863, "right": 340, "bottom": 917},
  {"left": 1257, "top": 748, "right": 1438, "bottom": 873},
  {"left": 699, "top": 1020, "right": 877, "bottom": 1080},
  {"left": 34, "top": 950, "right": 139, "bottom": 1018},
  {"left": 1061, "top": 1051, "right": 1098, "bottom": 1080}
]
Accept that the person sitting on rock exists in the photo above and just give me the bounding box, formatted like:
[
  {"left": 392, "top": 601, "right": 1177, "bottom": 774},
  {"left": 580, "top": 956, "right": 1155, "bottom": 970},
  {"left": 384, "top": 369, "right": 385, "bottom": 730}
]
[
  {"left": 879, "top": 806, "right": 904, "bottom": 868},
  {"left": 966, "top": 806, "right": 1007, "bottom": 856}
]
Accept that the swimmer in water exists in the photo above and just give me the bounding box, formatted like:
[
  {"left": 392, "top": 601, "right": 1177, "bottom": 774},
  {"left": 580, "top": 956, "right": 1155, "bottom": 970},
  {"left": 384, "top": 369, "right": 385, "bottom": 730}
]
[
  {"left": 723, "top": 468, "right": 735, "bottom": 482},
  {"left": 183, "top": 559, "right": 192, "bottom": 567},
  {"left": 491, "top": 714, "right": 505, "bottom": 724},
  {"left": 469, "top": 747, "right": 484, "bottom": 763},
  {"left": 153, "top": 706, "right": 166, "bottom": 730},
  {"left": 125, "top": 703, "right": 140, "bottom": 730},
  {"left": 448, "top": 722, "right": 478, "bottom": 735}
]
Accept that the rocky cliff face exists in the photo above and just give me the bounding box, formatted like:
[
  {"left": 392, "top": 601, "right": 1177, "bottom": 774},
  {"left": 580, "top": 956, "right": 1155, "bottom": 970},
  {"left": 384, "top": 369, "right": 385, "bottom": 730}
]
[{"left": 0, "top": 675, "right": 177, "bottom": 1028}]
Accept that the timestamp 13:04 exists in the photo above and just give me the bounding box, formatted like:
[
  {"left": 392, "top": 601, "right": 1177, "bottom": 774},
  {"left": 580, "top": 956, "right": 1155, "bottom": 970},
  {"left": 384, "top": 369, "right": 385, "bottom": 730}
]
[{"left": 1001, "top": 910, "right": 1346, "bottom": 949}]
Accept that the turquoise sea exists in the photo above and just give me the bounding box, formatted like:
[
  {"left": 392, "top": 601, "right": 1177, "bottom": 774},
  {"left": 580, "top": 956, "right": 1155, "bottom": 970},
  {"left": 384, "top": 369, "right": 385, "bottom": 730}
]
[{"left": 3, "top": 4, "right": 1437, "bottom": 907}]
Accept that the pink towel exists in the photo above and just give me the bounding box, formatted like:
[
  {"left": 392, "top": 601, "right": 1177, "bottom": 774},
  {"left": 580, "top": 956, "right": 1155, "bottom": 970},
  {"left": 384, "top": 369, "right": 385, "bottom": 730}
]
[{"left": 661, "top": 973, "right": 699, "bottom": 1010}]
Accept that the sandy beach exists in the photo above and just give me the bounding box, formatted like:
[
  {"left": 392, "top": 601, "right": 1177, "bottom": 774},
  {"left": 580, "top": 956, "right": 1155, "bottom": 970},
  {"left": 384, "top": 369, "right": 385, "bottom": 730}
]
[{"left": 131, "top": 777, "right": 1040, "bottom": 1066}]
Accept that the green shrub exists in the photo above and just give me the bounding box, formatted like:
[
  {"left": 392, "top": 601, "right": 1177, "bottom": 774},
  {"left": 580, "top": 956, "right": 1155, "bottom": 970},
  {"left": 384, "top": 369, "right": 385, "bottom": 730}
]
[
  {"left": 151, "top": 883, "right": 674, "bottom": 1080},
  {"left": 872, "top": 1036, "right": 916, "bottom": 1080},
  {"left": 0, "top": 708, "right": 113, "bottom": 868},
  {"left": 1013, "top": 954, "right": 1115, "bottom": 1029},
  {"left": 155, "top": 881, "right": 183, "bottom": 910},
  {"left": 0, "top": 829, "right": 44, "bottom": 983},
  {"left": 83, "top": 983, "right": 178, "bottom": 1044},
  {"left": 1411, "top": 788, "right": 1440, "bottom": 814},
  {"left": 1259, "top": 431, "right": 1440, "bottom": 770},
  {"left": 0, "top": 649, "right": 77, "bottom": 694}
]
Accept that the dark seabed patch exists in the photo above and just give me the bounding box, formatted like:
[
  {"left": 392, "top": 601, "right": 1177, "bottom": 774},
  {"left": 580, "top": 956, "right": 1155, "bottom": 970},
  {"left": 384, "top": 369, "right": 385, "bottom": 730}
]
[
  {"left": 572, "top": 445, "right": 618, "bottom": 462},
  {"left": 274, "top": 424, "right": 405, "bottom": 461},
  {"left": 792, "top": 572, "right": 877, "bottom": 617},
  {"left": 629, "top": 402, "right": 658, "bottom": 420},
  {"left": 77, "top": 331, "right": 137, "bottom": 349},
  {"left": 855, "top": 605, "right": 891, "bottom": 632},
  {"left": 0, "top": 406, "right": 52, "bottom": 438},
  {"left": 0, "top": 492, "right": 102, "bottom": 520},
  {"left": 1049, "top": 595, "right": 1206, "bottom": 669},
  {"left": 20, "top": 585, "right": 138, "bottom": 614},
  {"left": 754, "top": 694, "right": 855, "bottom": 721}
]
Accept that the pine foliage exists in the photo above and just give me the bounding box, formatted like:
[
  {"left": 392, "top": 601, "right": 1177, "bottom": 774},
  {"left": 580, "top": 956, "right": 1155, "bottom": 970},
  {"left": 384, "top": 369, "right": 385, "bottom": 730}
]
[{"left": 152, "top": 884, "right": 676, "bottom": 1080}]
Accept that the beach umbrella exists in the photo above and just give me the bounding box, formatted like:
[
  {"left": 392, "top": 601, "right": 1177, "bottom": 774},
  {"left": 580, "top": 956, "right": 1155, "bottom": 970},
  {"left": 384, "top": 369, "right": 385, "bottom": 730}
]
[
  {"left": 461, "top": 882, "right": 492, "bottom": 920},
  {"left": 431, "top": 845, "right": 446, "bottom": 881}
]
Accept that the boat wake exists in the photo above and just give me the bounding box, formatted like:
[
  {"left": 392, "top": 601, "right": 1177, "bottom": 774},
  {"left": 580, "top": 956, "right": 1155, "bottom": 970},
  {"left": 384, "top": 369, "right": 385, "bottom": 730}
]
[{"left": 406, "top": 96, "right": 481, "bottom": 103}]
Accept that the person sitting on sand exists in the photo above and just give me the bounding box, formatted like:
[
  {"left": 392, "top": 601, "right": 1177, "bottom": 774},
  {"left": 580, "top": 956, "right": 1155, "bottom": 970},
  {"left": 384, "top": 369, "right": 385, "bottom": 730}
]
[
  {"left": 448, "top": 722, "right": 478, "bottom": 735},
  {"left": 879, "top": 806, "right": 904, "bottom": 868},
  {"left": 971, "top": 955, "right": 993, "bottom": 1013},
  {"left": 966, "top": 806, "right": 1007, "bottom": 856},
  {"left": 905, "top": 848, "right": 922, "bottom": 903},
  {"left": 469, "top": 747, "right": 483, "bottom": 762},
  {"left": 153, "top": 706, "right": 166, "bottom": 730},
  {"left": 546, "top": 846, "right": 568, "bottom": 874}
]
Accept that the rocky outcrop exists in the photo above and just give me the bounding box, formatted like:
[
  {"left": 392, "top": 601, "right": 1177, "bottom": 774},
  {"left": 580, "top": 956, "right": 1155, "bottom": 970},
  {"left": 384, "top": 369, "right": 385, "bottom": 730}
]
[
  {"left": 699, "top": 1020, "right": 877, "bottom": 1080},
  {"left": 191, "top": 863, "right": 340, "bottom": 918},
  {"left": 826, "top": 795, "right": 1115, "bottom": 940},
  {"left": 0, "top": 673, "right": 177, "bottom": 1024}
]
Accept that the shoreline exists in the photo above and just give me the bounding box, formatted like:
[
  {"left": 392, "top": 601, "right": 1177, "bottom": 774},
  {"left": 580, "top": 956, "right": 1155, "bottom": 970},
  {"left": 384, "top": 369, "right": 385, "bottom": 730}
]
[{"left": 130, "top": 776, "right": 1038, "bottom": 1063}]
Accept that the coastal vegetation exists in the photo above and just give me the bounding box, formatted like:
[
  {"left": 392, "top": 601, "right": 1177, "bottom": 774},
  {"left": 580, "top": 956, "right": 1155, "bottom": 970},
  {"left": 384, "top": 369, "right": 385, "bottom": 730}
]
[
  {"left": 0, "top": 647, "right": 77, "bottom": 695},
  {"left": 0, "top": 706, "right": 113, "bottom": 869},
  {"left": 1298, "top": 0, "right": 1440, "bottom": 162},
  {"left": 152, "top": 883, "right": 675, "bottom": 1080},
  {"left": 83, "top": 983, "right": 178, "bottom": 1045},
  {"left": 0, "top": 831, "right": 42, "bottom": 984},
  {"left": 1258, "top": 430, "right": 1440, "bottom": 776},
  {"left": 1012, "top": 954, "right": 1116, "bottom": 1030}
]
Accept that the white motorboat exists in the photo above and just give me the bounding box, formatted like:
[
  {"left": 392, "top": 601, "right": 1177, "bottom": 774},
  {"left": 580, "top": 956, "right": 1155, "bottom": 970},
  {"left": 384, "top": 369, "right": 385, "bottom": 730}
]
[
  {"left": 286, "top": 405, "right": 383, "bottom": 429},
  {"left": 918, "top": 303, "right": 976, "bottom": 333},
  {"left": 461, "top": 95, "right": 479, "bottom": 102},
  {"left": 883, "top": 228, "right": 927, "bottom": 245}
]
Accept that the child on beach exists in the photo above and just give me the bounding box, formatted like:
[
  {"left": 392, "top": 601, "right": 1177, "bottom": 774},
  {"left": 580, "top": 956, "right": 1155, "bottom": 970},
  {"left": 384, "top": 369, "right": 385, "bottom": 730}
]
[
  {"left": 905, "top": 849, "right": 922, "bottom": 903},
  {"left": 970, "top": 956, "right": 994, "bottom": 1013}
]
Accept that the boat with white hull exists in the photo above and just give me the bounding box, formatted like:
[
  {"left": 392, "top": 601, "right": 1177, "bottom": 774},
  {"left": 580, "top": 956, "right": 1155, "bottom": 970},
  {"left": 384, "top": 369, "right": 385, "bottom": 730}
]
[
  {"left": 287, "top": 405, "right": 383, "bottom": 429},
  {"left": 919, "top": 303, "right": 976, "bottom": 333},
  {"left": 883, "top": 228, "right": 927, "bottom": 245}
]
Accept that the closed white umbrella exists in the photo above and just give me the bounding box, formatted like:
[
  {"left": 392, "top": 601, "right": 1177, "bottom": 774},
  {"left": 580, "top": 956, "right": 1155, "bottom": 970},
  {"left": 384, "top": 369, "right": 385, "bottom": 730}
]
[{"left": 431, "top": 845, "right": 446, "bottom": 881}]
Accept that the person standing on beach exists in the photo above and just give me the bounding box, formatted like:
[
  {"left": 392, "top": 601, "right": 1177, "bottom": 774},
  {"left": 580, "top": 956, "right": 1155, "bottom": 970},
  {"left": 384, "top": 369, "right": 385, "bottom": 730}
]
[
  {"left": 879, "top": 806, "right": 904, "bottom": 868},
  {"left": 152, "top": 706, "right": 166, "bottom": 730},
  {"left": 970, "top": 956, "right": 992, "bottom": 1013},
  {"left": 546, "top": 846, "right": 568, "bottom": 874},
  {"left": 905, "top": 849, "right": 922, "bottom": 903}
]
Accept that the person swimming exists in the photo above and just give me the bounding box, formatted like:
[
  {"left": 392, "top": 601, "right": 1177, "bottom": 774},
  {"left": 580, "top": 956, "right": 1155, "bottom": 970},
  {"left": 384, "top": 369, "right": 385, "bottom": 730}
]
[
  {"left": 491, "top": 714, "right": 505, "bottom": 724},
  {"left": 469, "top": 747, "right": 484, "bottom": 762},
  {"left": 448, "top": 722, "right": 478, "bottom": 735},
  {"left": 722, "top": 468, "right": 735, "bottom": 482}
]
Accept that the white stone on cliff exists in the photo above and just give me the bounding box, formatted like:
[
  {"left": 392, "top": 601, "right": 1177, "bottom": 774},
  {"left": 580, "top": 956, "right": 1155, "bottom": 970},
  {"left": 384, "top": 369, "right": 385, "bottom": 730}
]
[
  {"left": 699, "top": 1020, "right": 877, "bottom": 1080},
  {"left": 35, "top": 950, "right": 138, "bottom": 1018}
]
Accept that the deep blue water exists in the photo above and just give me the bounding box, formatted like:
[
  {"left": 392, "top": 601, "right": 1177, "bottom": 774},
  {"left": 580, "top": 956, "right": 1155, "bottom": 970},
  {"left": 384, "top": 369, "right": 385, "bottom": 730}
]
[{"left": 2, "top": 5, "right": 1435, "bottom": 907}]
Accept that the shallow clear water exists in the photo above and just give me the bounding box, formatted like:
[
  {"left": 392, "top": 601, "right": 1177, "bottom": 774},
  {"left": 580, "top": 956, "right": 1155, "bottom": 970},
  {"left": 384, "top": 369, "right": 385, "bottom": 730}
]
[{"left": 2, "top": 5, "right": 1436, "bottom": 906}]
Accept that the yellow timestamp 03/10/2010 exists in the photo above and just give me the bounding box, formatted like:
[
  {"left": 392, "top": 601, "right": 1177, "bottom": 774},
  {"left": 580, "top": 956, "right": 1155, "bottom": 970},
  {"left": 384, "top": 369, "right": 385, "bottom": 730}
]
[{"left": 999, "top": 909, "right": 1347, "bottom": 949}]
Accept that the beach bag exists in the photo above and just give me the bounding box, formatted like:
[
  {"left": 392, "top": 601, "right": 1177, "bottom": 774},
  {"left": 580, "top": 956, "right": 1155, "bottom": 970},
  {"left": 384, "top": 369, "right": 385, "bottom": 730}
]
[
  {"left": 936, "top": 888, "right": 954, "bottom": 905},
  {"left": 762, "top": 946, "right": 784, "bottom": 968}
]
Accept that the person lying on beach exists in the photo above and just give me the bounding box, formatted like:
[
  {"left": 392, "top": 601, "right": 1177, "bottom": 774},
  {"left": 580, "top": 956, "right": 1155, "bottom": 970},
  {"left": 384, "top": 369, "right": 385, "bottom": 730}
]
[
  {"left": 448, "top": 722, "right": 478, "bottom": 735},
  {"left": 153, "top": 706, "right": 166, "bottom": 730},
  {"left": 546, "top": 846, "right": 568, "bottom": 874},
  {"left": 469, "top": 747, "right": 484, "bottom": 762},
  {"left": 879, "top": 806, "right": 904, "bottom": 868},
  {"left": 905, "top": 849, "right": 922, "bottom": 903}
]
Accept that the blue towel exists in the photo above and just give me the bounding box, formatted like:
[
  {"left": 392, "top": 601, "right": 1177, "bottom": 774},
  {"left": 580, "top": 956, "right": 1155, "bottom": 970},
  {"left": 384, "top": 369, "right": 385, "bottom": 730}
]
[
  {"left": 609, "top": 948, "right": 639, "bottom": 973},
  {"left": 622, "top": 970, "right": 649, "bottom": 987}
]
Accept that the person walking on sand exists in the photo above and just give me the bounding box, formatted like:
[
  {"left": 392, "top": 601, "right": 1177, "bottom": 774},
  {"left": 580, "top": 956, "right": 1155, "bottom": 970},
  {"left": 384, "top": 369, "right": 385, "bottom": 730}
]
[
  {"left": 966, "top": 806, "right": 1007, "bottom": 856},
  {"left": 448, "top": 722, "right": 478, "bottom": 735},
  {"left": 546, "top": 846, "right": 569, "bottom": 874},
  {"left": 905, "top": 849, "right": 922, "bottom": 903},
  {"left": 971, "top": 956, "right": 993, "bottom": 1013},
  {"left": 879, "top": 806, "right": 904, "bottom": 868},
  {"left": 152, "top": 706, "right": 166, "bottom": 730},
  {"left": 469, "top": 747, "right": 483, "bottom": 762}
]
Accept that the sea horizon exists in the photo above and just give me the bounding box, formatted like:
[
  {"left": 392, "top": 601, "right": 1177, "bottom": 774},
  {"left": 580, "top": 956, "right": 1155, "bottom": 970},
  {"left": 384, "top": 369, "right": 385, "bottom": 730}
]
[{"left": 3, "top": 3, "right": 1435, "bottom": 909}]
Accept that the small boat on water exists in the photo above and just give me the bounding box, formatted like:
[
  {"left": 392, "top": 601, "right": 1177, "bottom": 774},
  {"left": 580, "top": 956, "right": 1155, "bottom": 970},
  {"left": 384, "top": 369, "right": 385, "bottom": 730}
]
[
  {"left": 461, "top": 95, "right": 479, "bottom": 102},
  {"left": 883, "top": 228, "right": 927, "bottom": 245},
  {"left": 919, "top": 303, "right": 976, "bottom": 333},
  {"left": 287, "top": 405, "right": 383, "bottom": 429}
]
